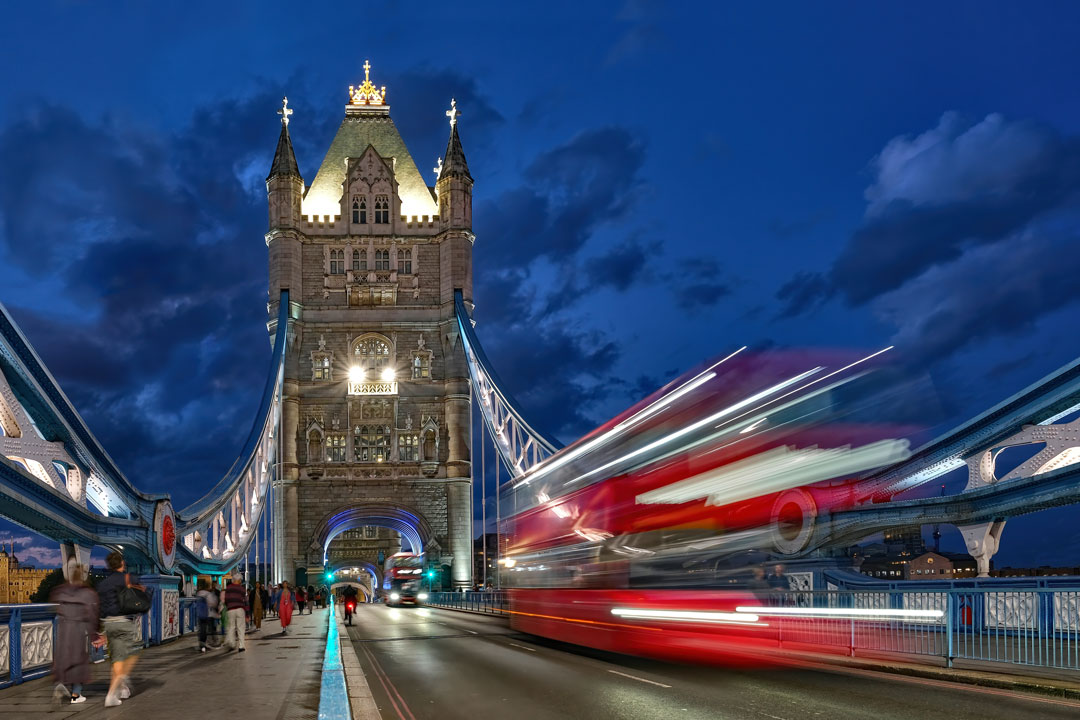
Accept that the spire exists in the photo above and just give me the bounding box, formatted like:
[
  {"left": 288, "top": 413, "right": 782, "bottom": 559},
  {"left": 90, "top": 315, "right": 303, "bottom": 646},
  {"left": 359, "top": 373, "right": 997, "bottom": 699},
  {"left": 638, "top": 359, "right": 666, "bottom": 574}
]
[
  {"left": 439, "top": 99, "right": 471, "bottom": 181},
  {"left": 267, "top": 96, "right": 302, "bottom": 181}
]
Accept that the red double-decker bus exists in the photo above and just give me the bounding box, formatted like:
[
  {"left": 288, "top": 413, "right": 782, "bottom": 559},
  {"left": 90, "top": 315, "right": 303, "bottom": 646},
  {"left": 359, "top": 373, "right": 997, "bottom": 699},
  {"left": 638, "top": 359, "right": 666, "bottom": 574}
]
[{"left": 498, "top": 347, "right": 919, "bottom": 665}]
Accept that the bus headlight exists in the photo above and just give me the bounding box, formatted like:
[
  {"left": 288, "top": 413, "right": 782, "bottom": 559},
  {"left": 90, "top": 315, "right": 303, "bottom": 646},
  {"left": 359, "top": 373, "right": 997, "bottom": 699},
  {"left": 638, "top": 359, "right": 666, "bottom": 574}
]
[
  {"left": 417, "top": 592, "right": 429, "bottom": 601},
  {"left": 390, "top": 592, "right": 400, "bottom": 601}
]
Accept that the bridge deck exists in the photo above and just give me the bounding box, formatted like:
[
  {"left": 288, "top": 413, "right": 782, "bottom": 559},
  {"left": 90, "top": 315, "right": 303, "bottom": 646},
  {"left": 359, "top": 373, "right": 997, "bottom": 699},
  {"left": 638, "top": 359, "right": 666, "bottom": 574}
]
[{"left": 0, "top": 607, "right": 328, "bottom": 719}]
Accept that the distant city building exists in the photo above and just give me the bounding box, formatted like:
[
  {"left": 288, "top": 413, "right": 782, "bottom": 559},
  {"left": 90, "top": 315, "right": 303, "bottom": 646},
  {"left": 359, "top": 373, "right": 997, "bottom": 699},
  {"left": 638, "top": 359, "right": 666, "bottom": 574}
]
[
  {"left": 0, "top": 545, "right": 53, "bottom": 603},
  {"left": 860, "top": 550, "right": 977, "bottom": 580}
]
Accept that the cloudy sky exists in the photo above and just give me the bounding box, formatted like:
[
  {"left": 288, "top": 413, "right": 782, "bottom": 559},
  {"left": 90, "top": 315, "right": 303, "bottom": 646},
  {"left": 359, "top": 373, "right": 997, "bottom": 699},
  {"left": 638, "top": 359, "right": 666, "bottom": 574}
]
[{"left": 2, "top": 1, "right": 1080, "bottom": 568}]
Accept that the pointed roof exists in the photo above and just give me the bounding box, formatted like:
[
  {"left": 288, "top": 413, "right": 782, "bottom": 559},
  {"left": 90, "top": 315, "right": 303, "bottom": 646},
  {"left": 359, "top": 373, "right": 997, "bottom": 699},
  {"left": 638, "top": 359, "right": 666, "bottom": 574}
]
[
  {"left": 303, "top": 114, "right": 438, "bottom": 218},
  {"left": 440, "top": 122, "right": 472, "bottom": 182},
  {"left": 267, "top": 120, "right": 301, "bottom": 182}
]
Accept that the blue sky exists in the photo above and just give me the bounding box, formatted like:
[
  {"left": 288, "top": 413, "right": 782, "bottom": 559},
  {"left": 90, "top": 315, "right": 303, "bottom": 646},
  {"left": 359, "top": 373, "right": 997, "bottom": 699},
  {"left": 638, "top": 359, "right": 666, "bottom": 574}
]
[{"left": 2, "top": 1, "right": 1080, "bottom": 568}]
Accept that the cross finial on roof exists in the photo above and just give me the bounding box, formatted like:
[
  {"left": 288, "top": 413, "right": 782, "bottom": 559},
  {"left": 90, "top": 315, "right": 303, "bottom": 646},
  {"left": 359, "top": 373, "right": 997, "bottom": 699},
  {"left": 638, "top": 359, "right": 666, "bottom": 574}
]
[
  {"left": 433, "top": 157, "right": 443, "bottom": 180},
  {"left": 446, "top": 98, "right": 459, "bottom": 127},
  {"left": 364, "top": 60, "right": 371, "bottom": 82},
  {"left": 278, "top": 96, "right": 293, "bottom": 126}
]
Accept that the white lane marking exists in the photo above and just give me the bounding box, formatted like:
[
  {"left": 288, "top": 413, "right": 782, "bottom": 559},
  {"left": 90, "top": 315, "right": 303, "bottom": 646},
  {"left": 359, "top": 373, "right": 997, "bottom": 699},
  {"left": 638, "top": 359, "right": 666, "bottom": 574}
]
[
  {"left": 508, "top": 642, "right": 537, "bottom": 652},
  {"left": 608, "top": 669, "right": 671, "bottom": 688},
  {"left": 468, "top": 630, "right": 478, "bottom": 634}
]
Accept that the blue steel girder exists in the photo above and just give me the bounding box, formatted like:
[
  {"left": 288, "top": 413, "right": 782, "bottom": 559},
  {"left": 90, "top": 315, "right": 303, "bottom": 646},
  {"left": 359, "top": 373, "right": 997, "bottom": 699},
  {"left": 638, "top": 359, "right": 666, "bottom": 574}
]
[
  {"left": 805, "top": 462, "right": 1080, "bottom": 555},
  {"left": 454, "top": 290, "right": 560, "bottom": 477},
  {"left": 863, "top": 357, "right": 1080, "bottom": 499},
  {"left": 0, "top": 291, "right": 289, "bottom": 575}
]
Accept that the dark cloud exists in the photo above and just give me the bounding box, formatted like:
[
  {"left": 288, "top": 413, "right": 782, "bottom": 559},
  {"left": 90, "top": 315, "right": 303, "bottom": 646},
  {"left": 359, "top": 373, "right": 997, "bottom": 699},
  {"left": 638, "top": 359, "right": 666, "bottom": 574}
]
[
  {"left": 476, "top": 126, "right": 645, "bottom": 268},
  {"left": 774, "top": 112, "right": 1080, "bottom": 366},
  {"left": 669, "top": 258, "right": 732, "bottom": 312},
  {"left": 0, "top": 93, "right": 283, "bottom": 505},
  {"left": 384, "top": 66, "right": 505, "bottom": 153}
]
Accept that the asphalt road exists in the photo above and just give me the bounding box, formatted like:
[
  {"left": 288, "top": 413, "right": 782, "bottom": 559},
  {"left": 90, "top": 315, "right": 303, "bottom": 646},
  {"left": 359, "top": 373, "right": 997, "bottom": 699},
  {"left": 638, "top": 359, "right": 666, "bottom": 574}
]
[{"left": 344, "top": 604, "right": 1080, "bottom": 720}]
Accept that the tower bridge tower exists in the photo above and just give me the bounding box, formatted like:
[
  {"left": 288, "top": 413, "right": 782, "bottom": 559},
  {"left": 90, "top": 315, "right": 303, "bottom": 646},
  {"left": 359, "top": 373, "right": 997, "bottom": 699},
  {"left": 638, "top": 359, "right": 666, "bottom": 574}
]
[{"left": 265, "top": 64, "right": 474, "bottom": 589}]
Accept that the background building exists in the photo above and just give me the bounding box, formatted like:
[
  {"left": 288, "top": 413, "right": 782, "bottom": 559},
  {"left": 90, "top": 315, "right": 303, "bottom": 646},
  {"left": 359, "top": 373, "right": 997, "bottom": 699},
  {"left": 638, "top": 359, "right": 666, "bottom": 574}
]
[{"left": 0, "top": 545, "right": 53, "bottom": 603}]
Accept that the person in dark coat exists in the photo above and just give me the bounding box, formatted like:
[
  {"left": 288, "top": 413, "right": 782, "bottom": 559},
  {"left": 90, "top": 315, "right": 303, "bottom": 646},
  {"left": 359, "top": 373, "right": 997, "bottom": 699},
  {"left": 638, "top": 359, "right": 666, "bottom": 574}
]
[{"left": 50, "top": 562, "right": 100, "bottom": 705}]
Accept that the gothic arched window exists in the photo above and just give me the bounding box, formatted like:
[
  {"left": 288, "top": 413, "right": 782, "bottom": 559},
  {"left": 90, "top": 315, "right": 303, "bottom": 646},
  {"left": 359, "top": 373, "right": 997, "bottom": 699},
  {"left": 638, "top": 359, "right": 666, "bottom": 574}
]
[
  {"left": 352, "top": 199, "right": 360, "bottom": 224},
  {"left": 355, "top": 424, "right": 391, "bottom": 462},
  {"left": 313, "top": 355, "right": 331, "bottom": 381},
  {"left": 330, "top": 249, "right": 345, "bottom": 274},
  {"left": 399, "top": 433, "right": 418, "bottom": 461},
  {"left": 375, "top": 249, "right": 390, "bottom": 271},
  {"left": 412, "top": 354, "right": 430, "bottom": 379},
  {"left": 352, "top": 196, "right": 367, "bottom": 224},
  {"left": 397, "top": 249, "right": 412, "bottom": 274},
  {"left": 374, "top": 195, "right": 389, "bottom": 224},
  {"left": 353, "top": 336, "right": 392, "bottom": 373},
  {"left": 325, "top": 433, "right": 346, "bottom": 463}
]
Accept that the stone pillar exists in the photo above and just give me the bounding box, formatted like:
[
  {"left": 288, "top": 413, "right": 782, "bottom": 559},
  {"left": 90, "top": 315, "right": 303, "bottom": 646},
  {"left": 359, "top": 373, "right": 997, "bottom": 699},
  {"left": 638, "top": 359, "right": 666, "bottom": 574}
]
[
  {"left": 958, "top": 520, "right": 1006, "bottom": 578},
  {"left": 446, "top": 479, "right": 473, "bottom": 590}
]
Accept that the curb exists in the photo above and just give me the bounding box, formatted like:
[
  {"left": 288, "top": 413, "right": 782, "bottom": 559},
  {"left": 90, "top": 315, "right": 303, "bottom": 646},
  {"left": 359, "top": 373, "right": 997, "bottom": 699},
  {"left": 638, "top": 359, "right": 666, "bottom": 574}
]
[
  {"left": 336, "top": 610, "right": 382, "bottom": 720},
  {"left": 803, "top": 653, "right": 1080, "bottom": 701}
]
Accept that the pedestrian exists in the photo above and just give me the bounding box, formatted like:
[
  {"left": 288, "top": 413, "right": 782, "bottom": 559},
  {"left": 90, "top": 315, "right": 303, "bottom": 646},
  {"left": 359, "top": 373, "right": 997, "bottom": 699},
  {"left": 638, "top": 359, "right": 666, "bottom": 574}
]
[
  {"left": 50, "top": 562, "right": 100, "bottom": 705},
  {"left": 768, "top": 563, "right": 788, "bottom": 605},
  {"left": 296, "top": 585, "right": 306, "bottom": 615},
  {"left": 195, "top": 579, "right": 220, "bottom": 652},
  {"left": 97, "top": 550, "right": 144, "bottom": 707},
  {"left": 748, "top": 566, "right": 771, "bottom": 602},
  {"left": 260, "top": 583, "right": 271, "bottom": 618},
  {"left": 307, "top": 585, "right": 316, "bottom": 613},
  {"left": 278, "top": 581, "right": 295, "bottom": 634},
  {"left": 269, "top": 583, "right": 280, "bottom": 618},
  {"left": 250, "top": 581, "right": 264, "bottom": 631},
  {"left": 223, "top": 572, "right": 249, "bottom": 652}
]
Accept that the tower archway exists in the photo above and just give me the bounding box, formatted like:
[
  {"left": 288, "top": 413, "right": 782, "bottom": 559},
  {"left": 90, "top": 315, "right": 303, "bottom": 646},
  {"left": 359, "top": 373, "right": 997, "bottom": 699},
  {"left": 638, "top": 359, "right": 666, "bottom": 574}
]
[{"left": 307, "top": 502, "right": 435, "bottom": 566}]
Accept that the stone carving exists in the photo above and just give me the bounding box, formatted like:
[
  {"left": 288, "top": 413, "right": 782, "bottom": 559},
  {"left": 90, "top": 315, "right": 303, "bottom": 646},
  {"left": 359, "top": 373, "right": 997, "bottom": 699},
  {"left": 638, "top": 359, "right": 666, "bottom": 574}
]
[
  {"left": 853, "top": 592, "right": 889, "bottom": 610},
  {"left": 318, "top": 334, "right": 327, "bottom": 351},
  {"left": 1054, "top": 591, "right": 1080, "bottom": 632},
  {"left": 162, "top": 589, "right": 180, "bottom": 640},
  {"left": 21, "top": 620, "right": 53, "bottom": 669},
  {"left": 986, "top": 591, "right": 1038, "bottom": 629},
  {"left": 405, "top": 414, "right": 413, "bottom": 430},
  {"left": 0, "top": 627, "right": 9, "bottom": 675},
  {"left": 417, "top": 335, "right": 425, "bottom": 350},
  {"left": 903, "top": 592, "right": 947, "bottom": 625}
]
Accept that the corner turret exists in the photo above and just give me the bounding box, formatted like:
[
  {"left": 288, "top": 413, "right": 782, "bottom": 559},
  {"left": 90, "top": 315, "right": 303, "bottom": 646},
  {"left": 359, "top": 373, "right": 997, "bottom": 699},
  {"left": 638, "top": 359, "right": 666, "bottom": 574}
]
[
  {"left": 266, "top": 96, "right": 304, "bottom": 231},
  {"left": 436, "top": 99, "right": 473, "bottom": 232}
]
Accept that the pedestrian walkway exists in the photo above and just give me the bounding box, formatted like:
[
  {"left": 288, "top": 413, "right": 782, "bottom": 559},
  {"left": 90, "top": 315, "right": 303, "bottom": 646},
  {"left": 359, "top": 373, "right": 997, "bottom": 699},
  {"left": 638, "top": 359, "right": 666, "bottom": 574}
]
[{"left": 0, "top": 606, "right": 329, "bottom": 719}]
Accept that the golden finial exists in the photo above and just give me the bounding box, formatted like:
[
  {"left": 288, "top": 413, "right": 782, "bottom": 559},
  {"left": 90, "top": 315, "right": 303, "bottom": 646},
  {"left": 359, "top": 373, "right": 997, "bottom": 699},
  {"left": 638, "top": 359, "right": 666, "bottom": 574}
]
[{"left": 348, "top": 60, "right": 387, "bottom": 107}]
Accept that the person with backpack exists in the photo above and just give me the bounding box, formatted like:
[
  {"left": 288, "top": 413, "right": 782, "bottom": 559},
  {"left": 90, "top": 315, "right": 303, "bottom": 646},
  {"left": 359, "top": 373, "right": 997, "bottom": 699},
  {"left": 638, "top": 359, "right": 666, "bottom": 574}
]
[
  {"left": 295, "top": 585, "right": 306, "bottom": 615},
  {"left": 97, "top": 551, "right": 147, "bottom": 707},
  {"left": 195, "top": 579, "right": 220, "bottom": 652}
]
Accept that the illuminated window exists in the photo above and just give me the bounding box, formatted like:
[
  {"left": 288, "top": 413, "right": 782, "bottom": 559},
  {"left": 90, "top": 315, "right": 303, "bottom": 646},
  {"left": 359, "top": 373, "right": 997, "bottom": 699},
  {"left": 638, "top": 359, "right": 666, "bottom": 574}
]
[
  {"left": 374, "top": 196, "right": 389, "bottom": 224},
  {"left": 399, "top": 434, "right": 418, "bottom": 461},
  {"left": 353, "top": 336, "right": 392, "bottom": 372},
  {"left": 355, "top": 424, "right": 390, "bottom": 462},
  {"left": 326, "top": 434, "right": 347, "bottom": 463},
  {"left": 412, "top": 354, "right": 430, "bottom": 379},
  {"left": 375, "top": 249, "right": 390, "bottom": 271},
  {"left": 330, "top": 249, "right": 345, "bottom": 274},
  {"left": 397, "top": 249, "right": 412, "bottom": 274},
  {"left": 364, "top": 526, "right": 377, "bottom": 539},
  {"left": 352, "top": 196, "right": 367, "bottom": 224},
  {"left": 313, "top": 355, "right": 331, "bottom": 381}
]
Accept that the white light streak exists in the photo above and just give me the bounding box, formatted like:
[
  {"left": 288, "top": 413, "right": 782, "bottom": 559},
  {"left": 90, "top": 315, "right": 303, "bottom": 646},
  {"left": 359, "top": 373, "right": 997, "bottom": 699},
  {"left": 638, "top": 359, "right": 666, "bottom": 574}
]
[
  {"left": 512, "top": 348, "right": 747, "bottom": 489},
  {"left": 563, "top": 367, "right": 824, "bottom": 488},
  {"left": 736, "top": 606, "right": 943, "bottom": 619},
  {"left": 611, "top": 607, "right": 766, "bottom": 625},
  {"left": 636, "top": 439, "right": 910, "bottom": 507}
]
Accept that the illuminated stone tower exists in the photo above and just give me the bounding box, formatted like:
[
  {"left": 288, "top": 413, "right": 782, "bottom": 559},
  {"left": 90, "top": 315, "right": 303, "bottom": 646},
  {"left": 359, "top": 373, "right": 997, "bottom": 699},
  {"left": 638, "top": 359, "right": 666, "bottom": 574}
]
[{"left": 265, "top": 64, "right": 474, "bottom": 589}]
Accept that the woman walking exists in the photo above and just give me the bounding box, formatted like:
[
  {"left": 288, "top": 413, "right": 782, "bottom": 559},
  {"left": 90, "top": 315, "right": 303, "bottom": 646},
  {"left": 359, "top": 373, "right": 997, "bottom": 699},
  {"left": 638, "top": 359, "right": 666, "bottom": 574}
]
[
  {"left": 278, "top": 581, "right": 295, "bottom": 634},
  {"left": 295, "top": 585, "right": 306, "bottom": 615},
  {"left": 250, "top": 581, "right": 264, "bottom": 631},
  {"left": 51, "top": 562, "right": 99, "bottom": 705}
]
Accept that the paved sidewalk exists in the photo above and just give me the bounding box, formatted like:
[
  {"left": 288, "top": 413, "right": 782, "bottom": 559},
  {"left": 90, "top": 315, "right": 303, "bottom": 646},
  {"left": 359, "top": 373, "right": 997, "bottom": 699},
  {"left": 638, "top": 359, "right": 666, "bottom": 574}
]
[{"left": 0, "top": 607, "right": 329, "bottom": 719}]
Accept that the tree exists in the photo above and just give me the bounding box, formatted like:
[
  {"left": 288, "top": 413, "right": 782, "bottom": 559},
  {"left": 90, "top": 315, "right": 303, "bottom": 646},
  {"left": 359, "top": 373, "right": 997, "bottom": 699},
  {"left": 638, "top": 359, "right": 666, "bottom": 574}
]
[{"left": 30, "top": 569, "right": 64, "bottom": 603}]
